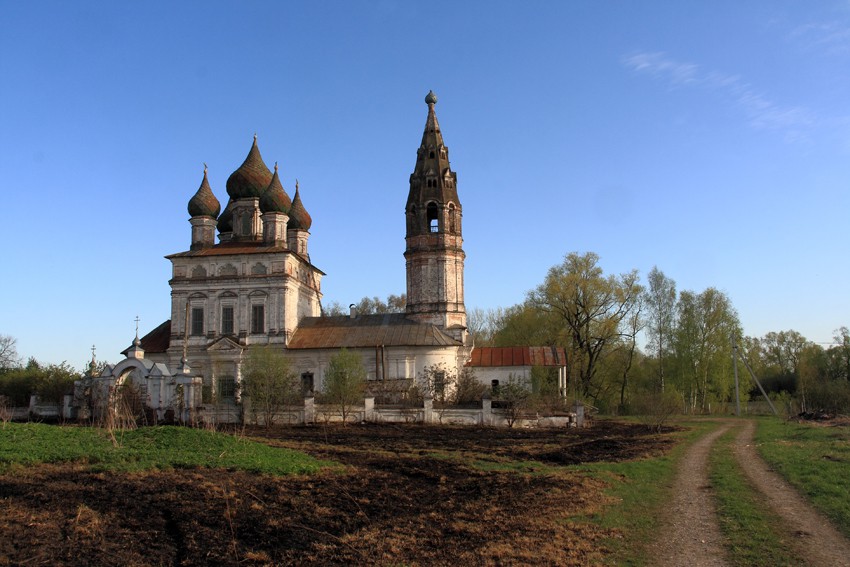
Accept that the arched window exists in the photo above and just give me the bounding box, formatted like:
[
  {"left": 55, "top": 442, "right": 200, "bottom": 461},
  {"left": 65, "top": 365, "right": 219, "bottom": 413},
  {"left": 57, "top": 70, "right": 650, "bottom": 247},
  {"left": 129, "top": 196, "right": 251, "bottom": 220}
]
[
  {"left": 429, "top": 151, "right": 435, "bottom": 159},
  {"left": 427, "top": 202, "right": 439, "bottom": 233},
  {"left": 448, "top": 204, "right": 456, "bottom": 234}
]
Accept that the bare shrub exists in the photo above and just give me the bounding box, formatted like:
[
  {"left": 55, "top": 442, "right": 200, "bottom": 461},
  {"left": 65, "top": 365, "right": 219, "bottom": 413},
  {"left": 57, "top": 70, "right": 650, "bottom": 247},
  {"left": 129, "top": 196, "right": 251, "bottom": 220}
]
[
  {"left": 452, "top": 368, "right": 487, "bottom": 405},
  {"left": 633, "top": 388, "right": 681, "bottom": 432},
  {"left": 495, "top": 376, "right": 532, "bottom": 428},
  {"left": 103, "top": 382, "right": 147, "bottom": 446},
  {"left": 0, "top": 395, "right": 10, "bottom": 426}
]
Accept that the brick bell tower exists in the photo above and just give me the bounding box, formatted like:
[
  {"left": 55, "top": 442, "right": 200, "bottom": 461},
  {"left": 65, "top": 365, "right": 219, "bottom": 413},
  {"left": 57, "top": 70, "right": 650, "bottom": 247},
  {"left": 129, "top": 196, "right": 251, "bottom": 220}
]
[{"left": 404, "top": 91, "right": 467, "bottom": 343}]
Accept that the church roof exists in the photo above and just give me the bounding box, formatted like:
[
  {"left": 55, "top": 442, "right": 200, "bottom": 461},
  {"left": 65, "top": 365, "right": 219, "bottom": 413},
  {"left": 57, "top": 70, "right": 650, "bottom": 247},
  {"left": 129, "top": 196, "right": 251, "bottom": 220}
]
[
  {"left": 217, "top": 199, "right": 234, "bottom": 233},
  {"left": 166, "top": 241, "right": 322, "bottom": 268},
  {"left": 187, "top": 166, "right": 221, "bottom": 218},
  {"left": 466, "top": 346, "right": 567, "bottom": 368},
  {"left": 259, "top": 164, "right": 292, "bottom": 214},
  {"left": 226, "top": 136, "right": 273, "bottom": 200},
  {"left": 121, "top": 319, "right": 171, "bottom": 355},
  {"left": 288, "top": 314, "right": 462, "bottom": 349},
  {"left": 287, "top": 183, "right": 312, "bottom": 230},
  {"left": 407, "top": 90, "right": 460, "bottom": 210}
]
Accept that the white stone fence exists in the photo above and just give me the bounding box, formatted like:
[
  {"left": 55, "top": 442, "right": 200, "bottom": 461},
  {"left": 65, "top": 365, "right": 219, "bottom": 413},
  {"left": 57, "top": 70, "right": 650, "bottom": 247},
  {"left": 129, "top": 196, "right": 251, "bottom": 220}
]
[
  {"left": 239, "top": 396, "right": 585, "bottom": 428},
  {"left": 2, "top": 395, "right": 585, "bottom": 429}
]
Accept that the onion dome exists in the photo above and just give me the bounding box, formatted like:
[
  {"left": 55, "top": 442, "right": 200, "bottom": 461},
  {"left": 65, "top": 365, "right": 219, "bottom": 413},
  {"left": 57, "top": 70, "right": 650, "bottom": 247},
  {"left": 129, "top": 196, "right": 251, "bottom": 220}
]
[
  {"left": 260, "top": 163, "right": 292, "bottom": 214},
  {"left": 425, "top": 90, "right": 438, "bottom": 105},
  {"left": 225, "top": 135, "right": 273, "bottom": 200},
  {"left": 287, "top": 180, "right": 312, "bottom": 230},
  {"left": 187, "top": 165, "right": 221, "bottom": 218},
  {"left": 217, "top": 199, "right": 234, "bottom": 233}
]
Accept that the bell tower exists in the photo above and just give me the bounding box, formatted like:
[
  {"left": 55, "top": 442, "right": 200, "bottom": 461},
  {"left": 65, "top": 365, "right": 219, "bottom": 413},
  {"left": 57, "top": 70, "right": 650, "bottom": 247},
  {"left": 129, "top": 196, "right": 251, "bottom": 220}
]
[{"left": 404, "top": 91, "right": 467, "bottom": 342}]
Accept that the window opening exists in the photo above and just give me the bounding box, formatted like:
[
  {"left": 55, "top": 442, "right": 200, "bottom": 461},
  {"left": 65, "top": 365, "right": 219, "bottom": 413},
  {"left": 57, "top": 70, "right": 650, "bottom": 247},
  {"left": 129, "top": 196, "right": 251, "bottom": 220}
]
[
  {"left": 191, "top": 307, "right": 204, "bottom": 336},
  {"left": 201, "top": 376, "right": 213, "bottom": 403},
  {"left": 427, "top": 202, "right": 439, "bottom": 233},
  {"left": 491, "top": 379, "right": 500, "bottom": 397},
  {"left": 434, "top": 371, "right": 446, "bottom": 400},
  {"left": 301, "top": 372, "right": 315, "bottom": 395},
  {"left": 218, "top": 376, "right": 236, "bottom": 401},
  {"left": 221, "top": 306, "right": 234, "bottom": 335},
  {"left": 251, "top": 305, "right": 265, "bottom": 334}
]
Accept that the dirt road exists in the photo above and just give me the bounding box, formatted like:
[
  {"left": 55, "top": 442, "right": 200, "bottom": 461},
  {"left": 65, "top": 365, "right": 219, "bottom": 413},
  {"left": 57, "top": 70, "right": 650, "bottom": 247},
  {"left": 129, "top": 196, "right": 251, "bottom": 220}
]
[
  {"left": 652, "top": 419, "right": 850, "bottom": 567},
  {"left": 650, "top": 421, "right": 734, "bottom": 567}
]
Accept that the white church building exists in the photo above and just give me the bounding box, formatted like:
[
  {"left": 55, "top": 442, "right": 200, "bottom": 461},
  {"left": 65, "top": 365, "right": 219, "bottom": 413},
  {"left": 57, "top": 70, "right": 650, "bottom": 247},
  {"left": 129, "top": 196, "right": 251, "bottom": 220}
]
[{"left": 77, "top": 92, "right": 567, "bottom": 423}]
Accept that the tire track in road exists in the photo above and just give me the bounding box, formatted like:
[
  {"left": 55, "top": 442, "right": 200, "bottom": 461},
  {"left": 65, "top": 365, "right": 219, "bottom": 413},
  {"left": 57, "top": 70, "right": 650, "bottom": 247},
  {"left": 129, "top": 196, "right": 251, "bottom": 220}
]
[
  {"left": 734, "top": 420, "right": 850, "bottom": 566},
  {"left": 650, "top": 421, "right": 734, "bottom": 567}
]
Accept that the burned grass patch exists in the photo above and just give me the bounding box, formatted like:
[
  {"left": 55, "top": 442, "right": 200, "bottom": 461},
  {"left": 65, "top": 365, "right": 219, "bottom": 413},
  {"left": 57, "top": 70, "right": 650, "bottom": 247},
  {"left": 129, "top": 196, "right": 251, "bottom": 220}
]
[{"left": 0, "top": 420, "right": 673, "bottom": 565}]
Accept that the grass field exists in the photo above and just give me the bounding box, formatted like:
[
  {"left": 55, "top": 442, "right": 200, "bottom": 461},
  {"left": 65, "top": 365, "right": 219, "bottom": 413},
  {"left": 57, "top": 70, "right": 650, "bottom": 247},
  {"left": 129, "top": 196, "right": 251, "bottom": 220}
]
[
  {"left": 755, "top": 417, "right": 850, "bottom": 538},
  {"left": 1, "top": 418, "right": 846, "bottom": 565},
  {"left": 0, "top": 422, "right": 332, "bottom": 475}
]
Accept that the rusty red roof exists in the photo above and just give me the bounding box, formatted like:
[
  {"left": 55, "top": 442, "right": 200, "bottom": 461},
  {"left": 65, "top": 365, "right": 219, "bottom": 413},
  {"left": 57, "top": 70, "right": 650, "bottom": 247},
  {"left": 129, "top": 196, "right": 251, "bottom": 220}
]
[
  {"left": 166, "top": 241, "right": 287, "bottom": 257},
  {"left": 288, "top": 314, "right": 462, "bottom": 349},
  {"left": 466, "top": 346, "right": 567, "bottom": 368},
  {"left": 166, "top": 242, "right": 325, "bottom": 272}
]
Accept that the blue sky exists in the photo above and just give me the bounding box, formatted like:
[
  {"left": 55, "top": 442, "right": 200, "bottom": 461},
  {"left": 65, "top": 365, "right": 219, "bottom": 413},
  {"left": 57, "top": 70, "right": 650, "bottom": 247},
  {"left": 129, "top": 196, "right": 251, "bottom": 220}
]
[{"left": 2, "top": 1, "right": 850, "bottom": 368}]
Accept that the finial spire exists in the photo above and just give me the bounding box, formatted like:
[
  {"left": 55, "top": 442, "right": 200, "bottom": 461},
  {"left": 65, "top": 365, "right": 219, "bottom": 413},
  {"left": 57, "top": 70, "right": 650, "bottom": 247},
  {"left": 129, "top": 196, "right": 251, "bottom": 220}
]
[
  {"left": 274, "top": 161, "right": 278, "bottom": 173},
  {"left": 295, "top": 178, "right": 299, "bottom": 192},
  {"left": 133, "top": 316, "right": 141, "bottom": 347},
  {"left": 203, "top": 162, "right": 208, "bottom": 174}
]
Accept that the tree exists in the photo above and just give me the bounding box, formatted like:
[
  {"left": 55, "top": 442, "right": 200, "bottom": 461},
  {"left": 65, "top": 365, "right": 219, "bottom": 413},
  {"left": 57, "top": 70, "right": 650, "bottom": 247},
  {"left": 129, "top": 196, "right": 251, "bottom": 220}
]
[
  {"left": 322, "top": 348, "right": 366, "bottom": 425},
  {"left": 671, "top": 288, "right": 741, "bottom": 413},
  {"left": 491, "top": 303, "right": 561, "bottom": 348},
  {"left": 762, "top": 330, "right": 808, "bottom": 377},
  {"left": 323, "top": 294, "right": 406, "bottom": 316},
  {"left": 241, "top": 346, "right": 301, "bottom": 427},
  {"left": 0, "top": 335, "right": 19, "bottom": 371},
  {"left": 615, "top": 294, "right": 645, "bottom": 413},
  {"left": 643, "top": 267, "right": 677, "bottom": 392},
  {"left": 529, "top": 252, "right": 642, "bottom": 402},
  {"left": 831, "top": 327, "right": 850, "bottom": 382},
  {"left": 0, "top": 358, "right": 79, "bottom": 406}
]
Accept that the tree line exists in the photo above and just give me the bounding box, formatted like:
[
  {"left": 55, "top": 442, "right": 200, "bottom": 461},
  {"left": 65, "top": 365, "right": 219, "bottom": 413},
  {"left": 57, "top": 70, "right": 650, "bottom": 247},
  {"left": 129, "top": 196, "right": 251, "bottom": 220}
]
[{"left": 468, "top": 252, "right": 850, "bottom": 415}]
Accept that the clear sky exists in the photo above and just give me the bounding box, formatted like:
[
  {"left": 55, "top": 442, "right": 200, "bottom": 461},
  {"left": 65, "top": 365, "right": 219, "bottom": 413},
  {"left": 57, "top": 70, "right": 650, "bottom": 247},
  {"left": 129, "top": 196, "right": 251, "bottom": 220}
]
[{"left": 2, "top": 1, "right": 849, "bottom": 368}]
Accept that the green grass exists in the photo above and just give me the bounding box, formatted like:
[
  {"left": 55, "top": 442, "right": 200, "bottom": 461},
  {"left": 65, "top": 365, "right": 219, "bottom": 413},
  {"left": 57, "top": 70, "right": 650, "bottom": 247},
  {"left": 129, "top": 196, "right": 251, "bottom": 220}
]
[
  {"left": 755, "top": 417, "right": 850, "bottom": 538},
  {"left": 567, "top": 419, "right": 718, "bottom": 566},
  {"left": 0, "top": 423, "right": 333, "bottom": 475},
  {"left": 709, "top": 426, "right": 798, "bottom": 566}
]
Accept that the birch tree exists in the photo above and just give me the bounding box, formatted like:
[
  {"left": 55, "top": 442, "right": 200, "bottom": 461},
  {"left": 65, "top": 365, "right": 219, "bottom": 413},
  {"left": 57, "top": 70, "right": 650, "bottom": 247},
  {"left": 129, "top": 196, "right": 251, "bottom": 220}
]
[
  {"left": 643, "top": 267, "right": 677, "bottom": 392},
  {"left": 529, "top": 252, "right": 642, "bottom": 401}
]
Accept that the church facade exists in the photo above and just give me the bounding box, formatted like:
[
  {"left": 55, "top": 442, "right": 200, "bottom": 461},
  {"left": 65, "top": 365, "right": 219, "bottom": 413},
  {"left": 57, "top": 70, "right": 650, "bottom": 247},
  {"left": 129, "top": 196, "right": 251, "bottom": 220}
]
[{"left": 80, "top": 92, "right": 567, "bottom": 422}]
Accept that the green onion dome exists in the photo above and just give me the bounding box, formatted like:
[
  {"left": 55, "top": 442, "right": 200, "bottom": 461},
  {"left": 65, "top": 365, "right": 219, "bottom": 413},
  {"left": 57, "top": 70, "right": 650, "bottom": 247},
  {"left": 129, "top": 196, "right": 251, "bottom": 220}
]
[
  {"left": 225, "top": 135, "right": 273, "bottom": 200},
  {"left": 287, "top": 181, "right": 312, "bottom": 230},
  {"left": 187, "top": 165, "right": 221, "bottom": 218},
  {"left": 259, "top": 163, "right": 292, "bottom": 214},
  {"left": 217, "top": 199, "right": 234, "bottom": 233}
]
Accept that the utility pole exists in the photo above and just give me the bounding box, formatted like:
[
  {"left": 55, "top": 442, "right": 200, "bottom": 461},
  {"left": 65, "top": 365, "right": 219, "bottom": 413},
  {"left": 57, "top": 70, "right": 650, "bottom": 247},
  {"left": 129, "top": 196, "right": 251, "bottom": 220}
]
[
  {"left": 738, "top": 352, "right": 778, "bottom": 416},
  {"left": 732, "top": 339, "right": 778, "bottom": 417}
]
